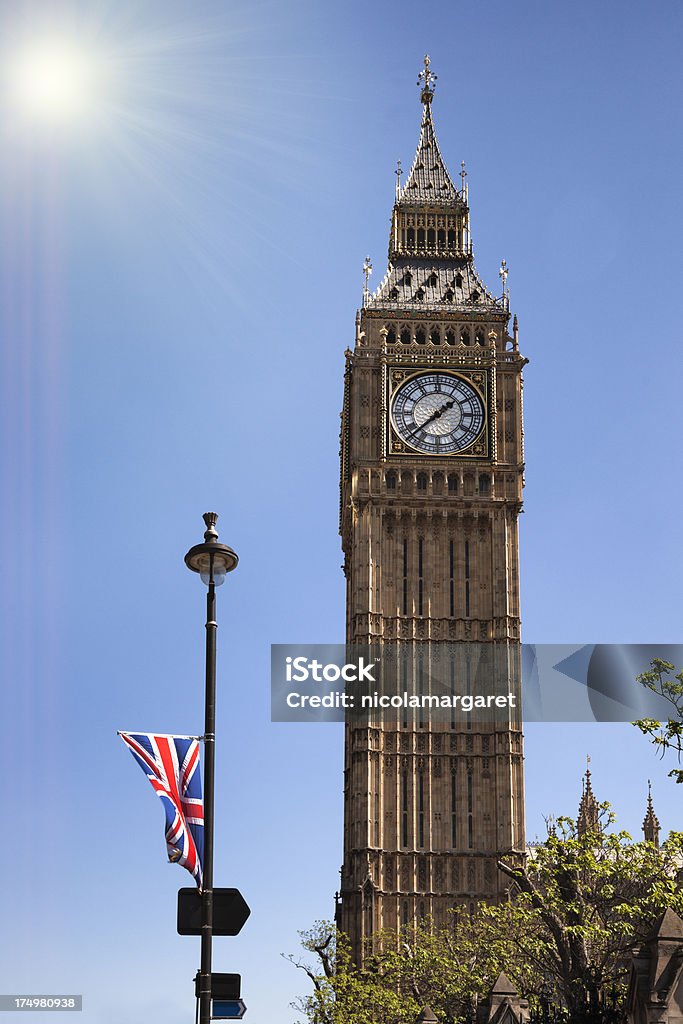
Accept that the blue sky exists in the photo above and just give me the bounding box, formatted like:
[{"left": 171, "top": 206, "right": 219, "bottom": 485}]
[{"left": 1, "top": 0, "right": 682, "bottom": 1021}]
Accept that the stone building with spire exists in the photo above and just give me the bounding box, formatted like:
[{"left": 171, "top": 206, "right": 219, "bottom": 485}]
[
  {"left": 572, "top": 764, "right": 663, "bottom": 848},
  {"left": 577, "top": 765, "right": 601, "bottom": 836},
  {"left": 643, "top": 783, "right": 661, "bottom": 848},
  {"left": 338, "top": 57, "right": 525, "bottom": 962}
]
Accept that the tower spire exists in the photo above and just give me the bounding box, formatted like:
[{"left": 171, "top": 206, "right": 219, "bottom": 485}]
[
  {"left": 642, "top": 780, "right": 661, "bottom": 848},
  {"left": 577, "top": 758, "right": 600, "bottom": 836}
]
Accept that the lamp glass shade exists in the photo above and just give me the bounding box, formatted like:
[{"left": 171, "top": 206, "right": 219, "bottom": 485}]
[{"left": 185, "top": 540, "right": 238, "bottom": 584}]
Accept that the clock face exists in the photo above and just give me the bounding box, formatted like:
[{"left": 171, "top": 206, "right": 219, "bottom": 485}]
[{"left": 391, "top": 371, "right": 486, "bottom": 455}]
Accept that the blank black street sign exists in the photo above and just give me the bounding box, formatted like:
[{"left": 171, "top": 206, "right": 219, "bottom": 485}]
[
  {"left": 177, "top": 888, "right": 251, "bottom": 936},
  {"left": 193, "top": 973, "right": 241, "bottom": 1000}
]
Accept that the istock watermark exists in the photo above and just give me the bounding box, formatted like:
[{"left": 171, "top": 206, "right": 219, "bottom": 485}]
[
  {"left": 271, "top": 643, "right": 683, "bottom": 723},
  {"left": 285, "top": 656, "right": 377, "bottom": 683}
]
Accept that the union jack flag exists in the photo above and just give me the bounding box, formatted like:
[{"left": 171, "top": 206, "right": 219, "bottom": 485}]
[{"left": 119, "top": 732, "right": 204, "bottom": 888}]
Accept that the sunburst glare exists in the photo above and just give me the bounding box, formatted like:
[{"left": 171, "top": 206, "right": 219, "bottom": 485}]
[{"left": 7, "top": 37, "right": 105, "bottom": 123}]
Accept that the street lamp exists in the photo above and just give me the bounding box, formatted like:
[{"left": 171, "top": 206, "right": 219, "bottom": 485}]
[{"left": 185, "top": 512, "right": 238, "bottom": 1024}]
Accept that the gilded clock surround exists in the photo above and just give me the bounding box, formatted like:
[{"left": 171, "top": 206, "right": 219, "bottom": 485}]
[{"left": 388, "top": 366, "right": 491, "bottom": 459}]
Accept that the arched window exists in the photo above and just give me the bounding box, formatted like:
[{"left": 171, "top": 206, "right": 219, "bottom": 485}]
[
  {"left": 417, "top": 473, "right": 428, "bottom": 492},
  {"left": 433, "top": 472, "right": 444, "bottom": 495},
  {"left": 429, "top": 273, "right": 438, "bottom": 287},
  {"left": 386, "top": 327, "right": 396, "bottom": 344},
  {"left": 445, "top": 289, "right": 453, "bottom": 303},
  {"left": 447, "top": 229, "right": 456, "bottom": 246},
  {"left": 479, "top": 474, "right": 490, "bottom": 496},
  {"left": 404, "top": 271, "right": 412, "bottom": 286},
  {"left": 448, "top": 474, "right": 458, "bottom": 494},
  {"left": 415, "top": 328, "right": 426, "bottom": 344},
  {"left": 430, "top": 329, "right": 441, "bottom": 345},
  {"left": 400, "top": 328, "right": 411, "bottom": 344},
  {"left": 437, "top": 228, "right": 446, "bottom": 246},
  {"left": 417, "top": 227, "right": 425, "bottom": 246},
  {"left": 475, "top": 330, "right": 485, "bottom": 346},
  {"left": 455, "top": 273, "right": 463, "bottom": 288},
  {"left": 427, "top": 227, "right": 436, "bottom": 246},
  {"left": 407, "top": 227, "right": 415, "bottom": 246},
  {"left": 386, "top": 471, "right": 397, "bottom": 490},
  {"left": 461, "top": 329, "right": 470, "bottom": 345},
  {"left": 471, "top": 290, "right": 480, "bottom": 303},
  {"left": 445, "top": 330, "right": 456, "bottom": 346}
]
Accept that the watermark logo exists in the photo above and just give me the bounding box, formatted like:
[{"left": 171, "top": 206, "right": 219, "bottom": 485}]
[{"left": 285, "top": 656, "right": 377, "bottom": 683}]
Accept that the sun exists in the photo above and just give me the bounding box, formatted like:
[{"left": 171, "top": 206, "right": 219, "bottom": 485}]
[{"left": 8, "top": 38, "right": 103, "bottom": 123}]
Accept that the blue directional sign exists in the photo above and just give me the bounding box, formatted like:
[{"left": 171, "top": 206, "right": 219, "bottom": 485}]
[{"left": 212, "top": 998, "right": 246, "bottom": 1020}]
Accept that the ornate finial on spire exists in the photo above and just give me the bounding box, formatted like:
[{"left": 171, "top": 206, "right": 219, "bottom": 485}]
[
  {"left": 460, "top": 160, "right": 468, "bottom": 194},
  {"left": 395, "top": 159, "right": 402, "bottom": 198},
  {"left": 362, "top": 255, "right": 373, "bottom": 306},
  {"left": 418, "top": 54, "right": 437, "bottom": 105},
  {"left": 643, "top": 780, "right": 661, "bottom": 848},
  {"left": 499, "top": 259, "right": 509, "bottom": 304}
]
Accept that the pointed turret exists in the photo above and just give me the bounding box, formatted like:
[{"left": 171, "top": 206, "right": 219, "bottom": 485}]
[
  {"left": 577, "top": 762, "right": 600, "bottom": 836},
  {"left": 399, "top": 56, "right": 460, "bottom": 205},
  {"left": 367, "top": 55, "right": 506, "bottom": 316},
  {"left": 642, "top": 781, "right": 661, "bottom": 848}
]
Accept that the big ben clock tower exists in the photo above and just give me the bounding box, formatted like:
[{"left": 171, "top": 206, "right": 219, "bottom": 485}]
[{"left": 338, "top": 58, "right": 526, "bottom": 961}]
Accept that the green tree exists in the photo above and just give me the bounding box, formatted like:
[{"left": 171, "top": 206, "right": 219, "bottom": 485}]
[
  {"left": 288, "top": 815, "right": 683, "bottom": 1024},
  {"left": 285, "top": 922, "right": 415, "bottom": 1024},
  {"left": 634, "top": 659, "right": 683, "bottom": 783},
  {"left": 494, "top": 813, "right": 683, "bottom": 1016}
]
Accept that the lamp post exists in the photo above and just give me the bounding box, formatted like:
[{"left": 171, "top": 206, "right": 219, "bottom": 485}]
[{"left": 185, "top": 513, "right": 238, "bottom": 1024}]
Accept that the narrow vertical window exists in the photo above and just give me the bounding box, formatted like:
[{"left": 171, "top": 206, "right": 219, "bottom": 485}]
[
  {"left": 402, "top": 901, "right": 409, "bottom": 928},
  {"left": 465, "top": 540, "right": 471, "bottom": 617},
  {"left": 450, "top": 657, "right": 456, "bottom": 731},
  {"left": 418, "top": 773, "right": 424, "bottom": 847},
  {"left": 449, "top": 539, "right": 455, "bottom": 617},
  {"left": 467, "top": 771, "right": 474, "bottom": 849},
  {"left": 451, "top": 769, "right": 457, "bottom": 847},
  {"left": 466, "top": 656, "right": 472, "bottom": 733},
  {"left": 374, "top": 788, "right": 380, "bottom": 847},
  {"left": 402, "top": 770, "right": 409, "bottom": 847},
  {"left": 418, "top": 538, "right": 424, "bottom": 616},
  {"left": 402, "top": 538, "right": 408, "bottom": 615}
]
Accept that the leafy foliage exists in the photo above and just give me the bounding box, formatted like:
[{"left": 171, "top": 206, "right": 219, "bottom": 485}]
[
  {"left": 495, "top": 814, "right": 683, "bottom": 1014},
  {"left": 634, "top": 659, "right": 683, "bottom": 782},
  {"left": 288, "top": 815, "right": 683, "bottom": 1024}
]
